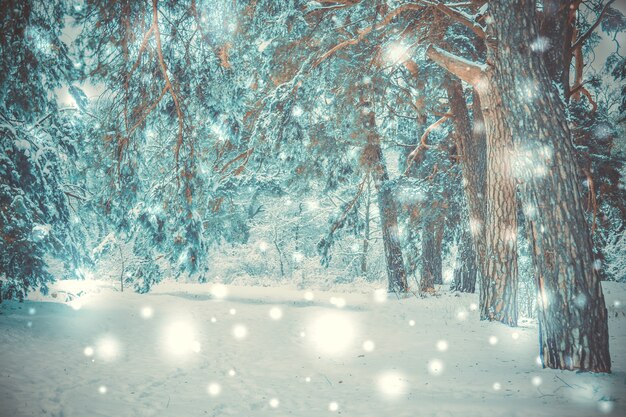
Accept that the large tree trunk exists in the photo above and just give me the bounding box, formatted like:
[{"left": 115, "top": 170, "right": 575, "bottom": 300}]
[
  {"left": 440, "top": 67, "right": 519, "bottom": 326},
  {"left": 485, "top": 0, "right": 611, "bottom": 372},
  {"left": 481, "top": 82, "right": 519, "bottom": 326},
  {"left": 538, "top": 0, "right": 574, "bottom": 93}
]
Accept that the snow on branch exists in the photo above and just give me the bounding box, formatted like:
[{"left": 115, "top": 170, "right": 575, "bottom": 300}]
[
  {"left": 312, "top": 2, "right": 425, "bottom": 68},
  {"left": 426, "top": 45, "right": 485, "bottom": 87},
  {"left": 434, "top": 2, "right": 486, "bottom": 38}
]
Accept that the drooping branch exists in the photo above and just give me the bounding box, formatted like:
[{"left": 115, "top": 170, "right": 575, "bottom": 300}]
[
  {"left": 572, "top": 0, "right": 616, "bottom": 50},
  {"left": 123, "top": 24, "right": 155, "bottom": 133},
  {"left": 426, "top": 45, "right": 485, "bottom": 87},
  {"left": 127, "top": 85, "right": 169, "bottom": 137},
  {"left": 152, "top": 0, "right": 185, "bottom": 178}
]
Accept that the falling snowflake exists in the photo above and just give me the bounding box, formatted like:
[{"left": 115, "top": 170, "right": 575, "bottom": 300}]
[
  {"left": 530, "top": 37, "right": 550, "bottom": 52},
  {"left": 96, "top": 335, "right": 120, "bottom": 361},
  {"left": 428, "top": 359, "right": 444, "bottom": 375},
  {"left": 292, "top": 106, "right": 303, "bottom": 117},
  {"left": 377, "top": 371, "right": 407, "bottom": 398},
  {"left": 362, "top": 340, "right": 375, "bottom": 352},
  {"left": 436, "top": 340, "right": 448, "bottom": 352},
  {"left": 207, "top": 383, "right": 221, "bottom": 396},
  {"left": 211, "top": 283, "right": 228, "bottom": 299},
  {"left": 140, "top": 306, "right": 154, "bottom": 319},
  {"left": 308, "top": 312, "right": 356, "bottom": 356},
  {"left": 232, "top": 324, "right": 248, "bottom": 340},
  {"left": 163, "top": 322, "right": 199, "bottom": 356},
  {"left": 269, "top": 307, "right": 283, "bottom": 320}
]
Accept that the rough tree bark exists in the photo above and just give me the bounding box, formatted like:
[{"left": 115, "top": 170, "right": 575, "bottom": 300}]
[
  {"left": 428, "top": 0, "right": 611, "bottom": 371},
  {"left": 445, "top": 78, "right": 485, "bottom": 293},
  {"left": 480, "top": 78, "right": 519, "bottom": 326},
  {"left": 487, "top": 0, "right": 611, "bottom": 371},
  {"left": 430, "top": 49, "right": 519, "bottom": 326}
]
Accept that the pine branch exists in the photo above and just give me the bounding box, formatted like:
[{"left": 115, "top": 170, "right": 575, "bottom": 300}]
[{"left": 572, "top": 0, "right": 616, "bottom": 50}]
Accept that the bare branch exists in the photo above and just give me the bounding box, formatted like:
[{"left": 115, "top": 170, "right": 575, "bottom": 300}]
[
  {"left": 404, "top": 112, "right": 451, "bottom": 176},
  {"left": 572, "top": 0, "right": 616, "bottom": 50}
]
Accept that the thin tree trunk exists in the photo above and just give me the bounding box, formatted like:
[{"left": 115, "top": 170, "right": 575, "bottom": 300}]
[
  {"left": 420, "top": 219, "right": 442, "bottom": 293},
  {"left": 372, "top": 157, "right": 408, "bottom": 293},
  {"left": 434, "top": 216, "right": 445, "bottom": 285},
  {"left": 452, "top": 225, "right": 477, "bottom": 293},
  {"left": 360, "top": 97, "right": 408, "bottom": 294},
  {"left": 272, "top": 225, "right": 285, "bottom": 277},
  {"left": 118, "top": 244, "right": 124, "bottom": 293},
  {"left": 361, "top": 175, "right": 371, "bottom": 275}
]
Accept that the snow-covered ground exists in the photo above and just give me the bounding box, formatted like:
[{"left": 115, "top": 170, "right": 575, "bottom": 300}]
[{"left": 1, "top": 280, "right": 624, "bottom": 417}]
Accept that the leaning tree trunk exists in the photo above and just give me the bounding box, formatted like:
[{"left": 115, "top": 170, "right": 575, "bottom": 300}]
[
  {"left": 486, "top": 0, "right": 611, "bottom": 371},
  {"left": 434, "top": 57, "right": 519, "bottom": 326},
  {"left": 372, "top": 155, "right": 408, "bottom": 293}
]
